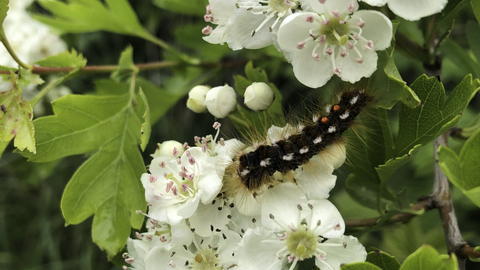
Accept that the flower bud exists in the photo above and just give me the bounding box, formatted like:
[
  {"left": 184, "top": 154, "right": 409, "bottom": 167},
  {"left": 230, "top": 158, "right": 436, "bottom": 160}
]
[
  {"left": 186, "top": 85, "right": 210, "bottom": 113},
  {"left": 204, "top": 85, "right": 237, "bottom": 118},
  {"left": 244, "top": 82, "right": 274, "bottom": 111},
  {"left": 151, "top": 140, "right": 185, "bottom": 158}
]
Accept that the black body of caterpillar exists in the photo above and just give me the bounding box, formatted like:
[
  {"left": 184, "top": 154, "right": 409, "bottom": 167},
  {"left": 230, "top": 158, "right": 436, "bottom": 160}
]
[{"left": 235, "top": 89, "right": 372, "bottom": 191}]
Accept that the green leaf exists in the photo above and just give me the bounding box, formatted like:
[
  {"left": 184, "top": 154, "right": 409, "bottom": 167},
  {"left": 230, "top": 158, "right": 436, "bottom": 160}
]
[
  {"left": 35, "top": 0, "right": 151, "bottom": 39},
  {"left": 438, "top": 128, "right": 480, "bottom": 208},
  {"left": 474, "top": 0, "right": 480, "bottom": 24},
  {"left": 367, "top": 44, "right": 420, "bottom": 109},
  {"left": 441, "top": 39, "right": 480, "bottom": 79},
  {"left": 137, "top": 88, "right": 151, "bottom": 151},
  {"left": 470, "top": 247, "right": 480, "bottom": 262},
  {"left": 400, "top": 245, "right": 458, "bottom": 270},
  {"left": 376, "top": 145, "right": 422, "bottom": 184},
  {"left": 153, "top": 0, "right": 208, "bottom": 16},
  {"left": 0, "top": 139, "right": 9, "bottom": 158},
  {"left": 466, "top": 21, "right": 480, "bottom": 65},
  {"left": 437, "top": 0, "right": 471, "bottom": 25},
  {"left": 111, "top": 46, "right": 138, "bottom": 82},
  {"left": 341, "top": 262, "right": 382, "bottom": 270},
  {"left": 0, "top": 76, "right": 35, "bottom": 153},
  {"left": 395, "top": 75, "right": 480, "bottom": 156},
  {"left": 36, "top": 49, "right": 87, "bottom": 68},
  {"left": 18, "top": 93, "right": 147, "bottom": 257},
  {"left": 0, "top": 0, "right": 8, "bottom": 27},
  {"left": 18, "top": 69, "right": 44, "bottom": 86},
  {"left": 366, "top": 250, "right": 401, "bottom": 270},
  {"left": 375, "top": 189, "right": 424, "bottom": 227}
]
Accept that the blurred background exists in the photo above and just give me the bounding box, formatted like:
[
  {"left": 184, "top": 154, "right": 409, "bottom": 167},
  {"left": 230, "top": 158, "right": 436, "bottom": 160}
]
[{"left": 0, "top": 0, "right": 479, "bottom": 269}]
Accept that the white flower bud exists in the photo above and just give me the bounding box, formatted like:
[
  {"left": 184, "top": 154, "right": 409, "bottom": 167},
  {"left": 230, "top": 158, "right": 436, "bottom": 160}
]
[
  {"left": 204, "top": 85, "right": 237, "bottom": 118},
  {"left": 186, "top": 85, "right": 210, "bottom": 113},
  {"left": 244, "top": 82, "right": 274, "bottom": 111},
  {"left": 151, "top": 140, "right": 184, "bottom": 158}
]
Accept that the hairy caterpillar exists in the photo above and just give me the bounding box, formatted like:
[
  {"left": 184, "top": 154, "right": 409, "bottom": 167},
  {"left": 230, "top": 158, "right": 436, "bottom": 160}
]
[{"left": 221, "top": 88, "right": 372, "bottom": 213}]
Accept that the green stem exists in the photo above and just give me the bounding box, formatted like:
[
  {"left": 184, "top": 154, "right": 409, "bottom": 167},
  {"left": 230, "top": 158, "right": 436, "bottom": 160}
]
[
  {"left": 229, "top": 114, "right": 251, "bottom": 129},
  {"left": 0, "top": 28, "right": 33, "bottom": 70},
  {"left": 29, "top": 77, "right": 64, "bottom": 107}
]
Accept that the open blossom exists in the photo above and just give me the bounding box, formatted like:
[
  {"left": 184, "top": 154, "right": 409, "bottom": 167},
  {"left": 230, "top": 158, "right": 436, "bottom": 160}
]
[
  {"left": 237, "top": 183, "right": 366, "bottom": 270},
  {"left": 360, "top": 0, "right": 448, "bottom": 21},
  {"left": 141, "top": 146, "right": 223, "bottom": 225},
  {"left": 277, "top": 0, "right": 392, "bottom": 88},
  {"left": 226, "top": 0, "right": 300, "bottom": 50}
]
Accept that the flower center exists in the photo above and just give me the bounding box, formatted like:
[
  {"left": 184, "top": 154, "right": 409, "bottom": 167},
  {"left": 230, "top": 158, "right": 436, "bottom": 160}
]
[
  {"left": 319, "top": 17, "right": 349, "bottom": 46},
  {"left": 192, "top": 249, "right": 220, "bottom": 270},
  {"left": 285, "top": 229, "right": 317, "bottom": 260},
  {"left": 268, "top": 0, "right": 293, "bottom": 14}
]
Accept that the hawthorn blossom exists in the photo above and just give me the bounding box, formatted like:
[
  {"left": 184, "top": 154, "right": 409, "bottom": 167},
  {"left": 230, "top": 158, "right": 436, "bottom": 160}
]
[
  {"left": 277, "top": 0, "right": 392, "bottom": 88},
  {"left": 237, "top": 183, "right": 366, "bottom": 270},
  {"left": 360, "top": 0, "right": 448, "bottom": 21},
  {"left": 141, "top": 146, "right": 223, "bottom": 225},
  {"left": 226, "top": 0, "right": 300, "bottom": 50}
]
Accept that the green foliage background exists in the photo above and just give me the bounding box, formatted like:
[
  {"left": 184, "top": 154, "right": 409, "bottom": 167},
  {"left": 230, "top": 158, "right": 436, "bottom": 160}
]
[{"left": 0, "top": 0, "right": 479, "bottom": 269}]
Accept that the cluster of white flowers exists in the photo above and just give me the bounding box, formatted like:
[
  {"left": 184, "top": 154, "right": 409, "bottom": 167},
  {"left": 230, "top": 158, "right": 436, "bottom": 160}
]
[
  {"left": 202, "top": 0, "right": 447, "bottom": 88},
  {"left": 125, "top": 123, "right": 367, "bottom": 270},
  {"left": 186, "top": 82, "right": 275, "bottom": 118}
]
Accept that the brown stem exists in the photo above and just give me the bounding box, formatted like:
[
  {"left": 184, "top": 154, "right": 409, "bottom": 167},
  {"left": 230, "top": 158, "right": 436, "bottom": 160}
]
[
  {"left": 433, "top": 131, "right": 467, "bottom": 269},
  {"left": 345, "top": 200, "right": 432, "bottom": 227}
]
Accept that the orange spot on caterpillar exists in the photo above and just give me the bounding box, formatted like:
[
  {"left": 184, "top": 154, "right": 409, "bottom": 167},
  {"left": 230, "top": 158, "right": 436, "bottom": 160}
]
[
  {"left": 321, "top": 117, "right": 328, "bottom": 123},
  {"left": 333, "top": 105, "right": 341, "bottom": 111}
]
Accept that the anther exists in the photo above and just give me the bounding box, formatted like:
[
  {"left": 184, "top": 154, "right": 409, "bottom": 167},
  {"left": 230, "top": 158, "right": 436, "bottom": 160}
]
[
  {"left": 202, "top": 26, "right": 213, "bottom": 35},
  {"left": 356, "top": 21, "right": 365, "bottom": 28},
  {"left": 213, "top": 122, "right": 221, "bottom": 129},
  {"left": 149, "top": 175, "right": 157, "bottom": 183},
  {"left": 319, "top": 0, "right": 326, "bottom": 3},
  {"left": 313, "top": 53, "right": 320, "bottom": 61},
  {"left": 332, "top": 10, "right": 340, "bottom": 18},
  {"left": 365, "top": 40, "right": 374, "bottom": 50},
  {"left": 297, "top": 204, "right": 302, "bottom": 210},
  {"left": 135, "top": 232, "right": 143, "bottom": 239},
  {"left": 305, "top": 15, "right": 315, "bottom": 23},
  {"left": 347, "top": 1, "right": 355, "bottom": 13},
  {"left": 355, "top": 57, "right": 363, "bottom": 64},
  {"left": 297, "top": 41, "right": 306, "bottom": 49},
  {"left": 333, "top": 67, "right": 342, "bottom": 75},
  {"left": 321, "top": 19, "right": 330, "bottom": 25}
]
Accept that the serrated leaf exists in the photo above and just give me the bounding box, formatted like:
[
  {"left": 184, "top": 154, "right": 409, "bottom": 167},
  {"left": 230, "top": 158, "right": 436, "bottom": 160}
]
[
  {"left": 367, "top": 42, "right": 420, "bottom": 109},
  {"left": 137, "top": 88, "right": 151, "bottom": 151},
  {"left": 399, "top": 245, "right": 458, "bottom": 270},
  {"left": 366, "top": 250, "right": 401, "bottom": 270},
  {"left": 111, "top": 46, "right": 138, "bottom": 82},
  {"left": 375, "top": 189, "right": 424, "bottom": 227},
  {"left": 153, "top": 0, "right": 208, "bottom": 16},
  {"left": 437, "top": 128, "right": 480, "bottom": 208},
  {"left": 0, "top": 0, "right": 8, "bottom": 27},
  {"left": 341, "top": 262, "right": 382, "bottom": 270},
  {"left": 34, "top": 0, "right": 151, "bottom": 39},
  {"left": 36, "top": 49, "right": 87, "bottom": 68},
  {"left": 395, "top": 75, "right": 480, "bottom": 157},
  {"left": 0, "top": 77, "right": 35, "bottom": 153},
  {"left": 345, "top": 174, "right": 394, "bottom": 210},
  {"left": 19, "top": 69, "right": 44, "bottom": 86},
  {"left": 18, "top": 93, "right": 147, "bottom": 257}
]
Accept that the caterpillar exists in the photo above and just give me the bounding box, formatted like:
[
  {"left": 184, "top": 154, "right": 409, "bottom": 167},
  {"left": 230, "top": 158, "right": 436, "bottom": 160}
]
[{"left": 221, "top": 88, "right": 372, "bottom": 213}]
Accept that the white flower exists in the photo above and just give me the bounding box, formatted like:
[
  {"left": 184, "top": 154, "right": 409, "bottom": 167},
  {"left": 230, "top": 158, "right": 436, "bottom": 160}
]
[
  {"left": 141, "top": 146, "right": 223, "bottom": 225},
  {"left": 244, "top": 82, "right": 275, "bottom": 111},
  {"left": 202, "top": 0, "right": 237, "bottom": 44},
  {"left": 187, "top": 85, "right": 211, "bottom": 113},
  {"left": 226, "top": 0, "right": 300, "bottom": 50},
  {"left": 277, "top": 0, "right": 392, "bottom": 88},
  {"left": 237, "top": 183, "right": 367, "bottom": 270},
  {"left": 144, "top": 230, "right": 242, "bottom": 270},
  {"left": 151, "top": 140, "right": 185, "bottom": 159},
  {"left": 360, "top": 0, "right": 448, "bottom": 21},
  {"left": 204, "top": 85, "right": 237, "bottom": 118}
]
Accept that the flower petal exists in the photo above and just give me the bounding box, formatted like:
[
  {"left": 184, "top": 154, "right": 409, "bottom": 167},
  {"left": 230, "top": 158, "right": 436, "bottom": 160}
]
[
  {"left": 315, "top": 235, "right": 367, "bottom": 269},
  {"left": 237, "top": 227, "right": 285, "bottom": 270},
  {"left": 203, "top": 24, "right": 229, "bottom": 45},
  {"left": 170, "top": 219, "right": 193, "bottom": 246},
  {"left": 291, "top": 41, "right": 334, "bottom": 88},
  {"left": 358, "top": 0, "right": 387, "bottom": 6},
  {"left": 277, "top": 12, "right": 320, "bottom": 52},
  {"left": 301, "top": 0, "right": 359, "bottom": 14},
  {"left": 261, "top": 183, "right": 307, "bottom": 230},
  {"left": 188, "top": 200, "right": 231, "bottom": 237},
  {"left": 294, "top": 155, "right": 337, "bottom": 200},
  {"left": 209, "top": 0, "right": 237, "bottom": 24},
  {"left": 227, "top": 6, "right": 275, "bottom": 50},
  {"left": 308, "top": 199, "right": 345, "bottom": 238},
  {"left": 176, "top": 192, "right": 201, "bottom": 219},
  {"left": 351, "top": 10, "right": 393, "bottom": 50},
  {"left": 336, "top": 39, "right": 378, "bottom": 83},
  {"left": 387, "top": 0, "right": 448, "bottom": 21}
]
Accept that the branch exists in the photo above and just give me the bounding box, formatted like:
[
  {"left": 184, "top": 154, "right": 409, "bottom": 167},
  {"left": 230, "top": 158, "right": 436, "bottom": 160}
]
[{"left": 345, "top": 200, "right": 432, "bottom": 228}]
